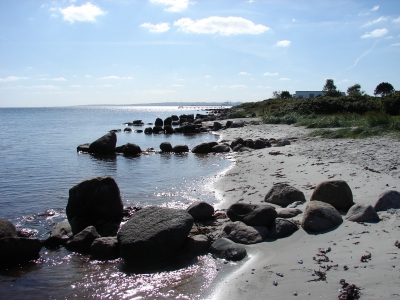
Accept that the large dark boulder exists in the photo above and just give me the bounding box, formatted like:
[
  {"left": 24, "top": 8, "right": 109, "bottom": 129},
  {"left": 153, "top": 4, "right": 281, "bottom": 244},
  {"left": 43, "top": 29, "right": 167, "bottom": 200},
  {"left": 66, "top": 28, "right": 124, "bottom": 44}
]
[
  {"left": 301, "top": 201, "right": 343, "bottom": 232},
  {"left": 0, "top": 237, "right": 42, "bottom": 266},
  {"left": 221, "top": 221, "right": 269, "bottom": 244},
  {"left": 144, "top": 127, "right": 153, "bottom": 134},
  {"left": 172, "top": 145, "right": 189, "bottom": 153},
  {"left": 254, "top": 139, "right": 266, "bottom": 149},
  {"left": 65, "top": 226, "right": 100, "bottom": 253},
  {"left": 164, "top": 126, "right": 174, "bottom": 134},
  {"left": 152, "top": 126, "right": 164, "bottom": 134},
  {"left": 77, "top": 143, "right": 90, "bottom": 152},
  {"left": 346, "top": 204, "right": 379, "bottom": 222},
  {"left": 43, "top": 221, "right": 73, "bottom": 248},
  {"left": 374, "top": 190, "right": 400, "bottom": 211},
  {"left": 171, "top": 115, "right": 179, "bottom": 121},
  {"left": 155, "top": 118, "right": 163, "bottom": 127},
  {"left": 182, "top": 235, "right": 209, "bottom": 255},
  {"left": 182, "top": 124, "right": 195, "bottom": 134},
  {"left": 230, "top": 138, "right": 244, "bottom": 148},
  {"left": 186, "top": 201, "right": 214, "bottom": 221},
  {"left": 122, "top": 143, "right": 142, "bottom": 156},
  {"left": 310, "top": 180, "right": 354, "bottom": 211},
  {"left": 0, "top": 218, "right": 17, "bottom": 238},
  {"left": 90, "top": 237, "right": 119, "bottom": 260},
  {"left": 192, "top": 143, "right": 211, "bottom": 154},
  {"left": 268, "top": 218, "right": 298, "bottom": 239},
  {"left": 160, "top": 142, "right": 173, "bottom": 152},
  {"left": 118, "top": 207, "right": 194, "bottom": 265},
  {"left": 227, "top": 203, "right": 277, "bottom": 227},
  {"left": 66, "top": 177, "right": 123, "bottom": 236},
  {"left": 264, "top": 183, "right": 306, "bottom": 207},
  {"left": 209, "top": 238, "right": 247, "bottom": 261},
  {"left": 88, "top": 132, "right": 117, "bottom": 154}
]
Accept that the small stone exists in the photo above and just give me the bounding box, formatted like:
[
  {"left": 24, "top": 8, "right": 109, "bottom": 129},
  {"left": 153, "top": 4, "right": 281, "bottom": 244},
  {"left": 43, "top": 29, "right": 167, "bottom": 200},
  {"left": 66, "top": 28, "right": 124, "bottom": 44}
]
[
  {"left": 273, "top": 281, "right": 278, "bottom": 286},
  {"left": 293, "top": 292, "right": 298, "bottom": 296},
  {"left": 276, "top": 272, "right": 284, "bottom": 277},
  {"left": 298, "top": 260, "right": 303, "bottom": 264}
]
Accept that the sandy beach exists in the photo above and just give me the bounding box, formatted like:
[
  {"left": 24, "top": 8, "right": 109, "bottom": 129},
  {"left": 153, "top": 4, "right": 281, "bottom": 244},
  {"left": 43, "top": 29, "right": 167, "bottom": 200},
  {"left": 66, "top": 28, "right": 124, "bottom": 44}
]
[{"left": 205, "top": 120, "right": 400, "bottom": 299}]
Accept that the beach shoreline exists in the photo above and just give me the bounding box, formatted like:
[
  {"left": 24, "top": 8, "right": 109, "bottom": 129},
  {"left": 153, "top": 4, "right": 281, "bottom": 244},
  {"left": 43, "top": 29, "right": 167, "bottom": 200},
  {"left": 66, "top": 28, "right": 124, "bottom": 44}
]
[{"left": 204, "top": 119, "right": 400, "bottom": 299}]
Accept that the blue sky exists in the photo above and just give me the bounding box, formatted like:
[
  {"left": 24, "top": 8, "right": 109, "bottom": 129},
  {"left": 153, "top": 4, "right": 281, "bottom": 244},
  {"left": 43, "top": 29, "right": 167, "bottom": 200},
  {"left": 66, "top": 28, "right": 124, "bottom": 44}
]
[{"left": 0, "top": 0, "right": 399, "bottom": 107}]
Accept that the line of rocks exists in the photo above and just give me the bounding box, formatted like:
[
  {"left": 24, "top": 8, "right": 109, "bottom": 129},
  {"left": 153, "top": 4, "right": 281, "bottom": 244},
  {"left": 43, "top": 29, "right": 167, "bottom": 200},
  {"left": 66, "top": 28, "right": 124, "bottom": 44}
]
[
  {"left": 3, "top": 175, "right": 398, "bottom": 268},
  {"left": 77, "top": 130, "right": 293, "bottom": 156}
]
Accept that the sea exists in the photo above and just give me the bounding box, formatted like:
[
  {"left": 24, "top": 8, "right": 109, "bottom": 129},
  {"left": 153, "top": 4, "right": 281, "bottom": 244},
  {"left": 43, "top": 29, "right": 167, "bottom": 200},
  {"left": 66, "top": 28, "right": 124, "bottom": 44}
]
[{"left": 0, "top": 106, "right": 233, "bottom": 300}]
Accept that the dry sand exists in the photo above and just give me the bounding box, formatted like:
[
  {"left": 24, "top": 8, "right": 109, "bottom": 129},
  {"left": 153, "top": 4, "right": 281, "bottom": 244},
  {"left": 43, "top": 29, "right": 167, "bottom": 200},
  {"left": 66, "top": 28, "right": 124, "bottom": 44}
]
[{"left": 204, "top": 121, "right": 400, "bottom": 299}]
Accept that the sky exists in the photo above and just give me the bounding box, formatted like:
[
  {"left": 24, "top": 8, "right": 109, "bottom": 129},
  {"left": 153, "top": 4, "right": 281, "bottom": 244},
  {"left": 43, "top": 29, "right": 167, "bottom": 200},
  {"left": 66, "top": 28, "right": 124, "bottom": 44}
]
[{"left": 0, "top": 0, "right": 399, "bottom": 107}]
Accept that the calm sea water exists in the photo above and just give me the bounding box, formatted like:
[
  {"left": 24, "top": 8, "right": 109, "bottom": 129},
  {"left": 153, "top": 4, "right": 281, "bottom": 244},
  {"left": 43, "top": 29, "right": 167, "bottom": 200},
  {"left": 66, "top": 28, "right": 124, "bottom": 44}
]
[{"left": 0, "top": 106, "right": 232, "bottom": 299}]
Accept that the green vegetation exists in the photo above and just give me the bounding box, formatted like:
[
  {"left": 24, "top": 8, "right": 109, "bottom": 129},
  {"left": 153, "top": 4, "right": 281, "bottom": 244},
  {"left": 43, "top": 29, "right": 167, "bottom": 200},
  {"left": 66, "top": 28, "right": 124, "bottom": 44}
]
[{"left": 227, "top": 90, "right": 400, "bottom": 139}]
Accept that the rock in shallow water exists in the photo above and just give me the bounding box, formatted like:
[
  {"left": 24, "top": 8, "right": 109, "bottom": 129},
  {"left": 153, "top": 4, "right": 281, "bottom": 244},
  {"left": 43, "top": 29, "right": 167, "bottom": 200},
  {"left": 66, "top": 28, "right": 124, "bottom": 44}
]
[
  {"left": 221, "top": 221, "right": 269, "bottom": 244},
  {"left": 209, "top": 238, "right": 247, "bottom": 261},
  {"left": 118, "top": 207, "right": 194, "bottom": 265}
]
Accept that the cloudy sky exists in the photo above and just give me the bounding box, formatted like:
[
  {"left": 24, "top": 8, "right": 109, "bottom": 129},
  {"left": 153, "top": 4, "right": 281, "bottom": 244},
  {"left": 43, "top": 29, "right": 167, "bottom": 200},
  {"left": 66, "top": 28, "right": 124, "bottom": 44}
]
[{"left": 1, "top": 0, "right": 399, "bottom": 107}]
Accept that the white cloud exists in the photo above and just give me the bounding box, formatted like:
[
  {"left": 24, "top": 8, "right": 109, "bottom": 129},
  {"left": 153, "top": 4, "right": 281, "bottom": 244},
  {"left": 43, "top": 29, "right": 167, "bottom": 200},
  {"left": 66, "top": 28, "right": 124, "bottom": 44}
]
[
  {"left": 40, "top": 77, "right": 67, "bottom": 81},
  {"left": 393, "top": 17, "right": 400, "bottom": 23},
  {"left": 257, "top": 85, "right": 271, "bottom": 89},
  {"left": 85, "top": 75, "right": 92, "bottom": 78},
  {"left": 391, "top": 43, "right": 400, "bottom": 46},
  {"left": 292, "top": 18, "right": 297, "bottom": 22},
  {"left": 149, "top": 0, "right": 189, "bottom": 12},
  {"left": 100, "top": 76, "right": 133, "bottom": 80},
  {"left": 239, "top": 72, "right": 249, "bottom": 75},
  {"left": 59, "top": 2, "right": 106, "bottom": 23},
  {"left": 229, "top": 85, "right": 247, "bottom": 89},
  {"left": 280, "top": 78, "right": 290, "bottom": 81},
  {"left": 276, "top": 40, "right": 291, "bottom": 47},
  {"left": 205, "top": 75, "right": 211, "bottom": 78},
  {"left": 263, "top": 72, "right": 278, "bottom": 76},
  {"left": 134, "top": 89, "right": 177, "bottom": 95},
  {"left": 0, "top": 76, "right": 28, "bottom": 82},
  {"left": 361, "top": 16, "right": 388, "bottom": 27},
  {"left": 140, "top": 22, "right": 171, "bottom": 33},
  {"left": 171, "top": 84, "right": 184, "bottom": 87},
  {"left": 361, "top": 28, "right": 388, "bottom": 38},
  {"left": 70, "top": 85, "right": 81, "bottom": 88},
  {"left": 27, "top": 85, "right": 59, "bottom": 89},
  {"left": 173, "top": 16, "right": 269, "bottom": 36},
  {"left": 247, "top": 0, "right": 254, "bottom": 3},
  {"left": 371, "top": 5, "right": 379, "bottom": 11}
]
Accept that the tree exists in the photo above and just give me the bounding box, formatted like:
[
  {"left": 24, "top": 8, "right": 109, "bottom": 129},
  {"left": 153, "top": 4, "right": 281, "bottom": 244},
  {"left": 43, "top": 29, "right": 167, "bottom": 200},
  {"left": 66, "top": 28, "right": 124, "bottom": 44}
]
[
  {"left": 346, "top": 83, "right": 366, "bottom": 96},
  {"left": 272, "top": 91, "right": 281, "bottom": 99},
  {"left": 374, "top": 82, "right": 394, "bottom": 96},
  {"left": 322, "top": 79, "right": 342, "bottom": 97},
  {"left": 280, "top": 91, "right": 292, "bottom": 99}
]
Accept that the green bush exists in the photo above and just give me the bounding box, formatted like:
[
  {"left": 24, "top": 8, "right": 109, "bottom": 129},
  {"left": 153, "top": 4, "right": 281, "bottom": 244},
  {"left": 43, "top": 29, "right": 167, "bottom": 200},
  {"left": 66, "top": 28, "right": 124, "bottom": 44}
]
[{"left": 381, "top": 91, "right": 400, "bottom": 115}]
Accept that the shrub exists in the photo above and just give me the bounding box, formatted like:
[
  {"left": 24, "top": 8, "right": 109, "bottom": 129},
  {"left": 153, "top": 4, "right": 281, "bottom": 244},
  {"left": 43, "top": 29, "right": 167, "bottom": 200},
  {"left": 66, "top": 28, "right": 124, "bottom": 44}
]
[{"left": 381, "top": 91, "right": 400, "bottom": 115}]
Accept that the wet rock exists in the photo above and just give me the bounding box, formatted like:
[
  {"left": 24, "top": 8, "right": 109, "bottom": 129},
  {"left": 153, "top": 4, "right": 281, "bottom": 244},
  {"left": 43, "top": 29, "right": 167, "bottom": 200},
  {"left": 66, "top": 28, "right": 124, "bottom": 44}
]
[
  {"left": 230, "top": 138, "right": 244, "bottom": 148},
  {"left": 221, "top": 221, "right": 269, "bottom": 244},
  {"left": 227, "top": 203, "right": 277, "bottom": 227},
  {"left": 208, "top": 141, "right": 218, "bottom": 149},
  {"left": 88, "top": 132, "right": 117, "bottom": 154},
  {"left": 66, "top": 176, "right": 123, "bottom": 236},
  {"left": 212, "top": 122, "right": 222, "bottom": 131},
  {"left": 264, "top": 183, "right": 306, "bottom": 207},
  {"left": 0, "top": 218, "right": 17, "bottom": 238},
  {"left": 160, "top": 142, "right": 173, "bottom": 152},
  {"left": 164, "top": 117, "right": 172, "bottom": 127},
  {"left": 209, "top": 238, "right": 247, "bottom": 261},
  {"left": 186, "top": 201, "right": 214, "bottom": 221},
  {"left": 192, "top": 143, "right": 211, "bottom": 154},
  {"left": 164, "top": 126, "right": 173, "bottom": 134},
  {"left": 77, "top": 143, "right": 90, "bottom": 152},
  {"left": 301, "top": 201, "right": 343, "bottom": 232},
  {"left": 0, "top": 237, "right": 42, "bottom": 266},
  {"left": 144, "top": 127, "right": 153, "bottom": 134},
  {"left": 124, "top": 128, "right": 132, "bottom": 132},
  {"left": 244, "top": 139, "right": 255, "bottom": 149},
  {"left": 277, "top": 208, "right": 302, "bottom": 219},
  {"left": 152, "top": 126, "right": 164, "bottom": 134},
  {"left": 254, "top": 139, "right": 266, "bottom": 149},
  {"left": 155, "top": 118, "right": 163, "bottom": 127},
  {"left": 310, "top": 180, "right": 354, "bottom": 211},
  {"left": 212, "top": 144, "right": 230, "bottom": 153},
  {"left": 132, "top": 120, "right": 143, "bottom": 126},
  {"left": 43, "top": 221, "right": 73, "bottom": 247},
  {"left": 122, "top": 143, "right": 142, "bottom": 156},
  {"left": 268, "top": 218, "right": 298, "bottom": 239},
  {"left": 172, "top": 145, "right": 189, "bottom": 153},
  {"left": 183, "top": 234, "right": 209, "bottom": 255},
  {"left": 374, "top": 190, "right": 400, "bottom": 211},
  {"left": 118, "top": 207, "right": 193, "bottom": 265},
  {"left": 171, "top": 115, "right": 179, "bottom": 121},
  {"left": 90, "top": 237, "right": 119, "bottom": 260},
  {"left": 346, "top": 204, "right": 379, "bottom": 222},
  {"left": 65, "top": 226, "right": 100, "bottom": 254}
]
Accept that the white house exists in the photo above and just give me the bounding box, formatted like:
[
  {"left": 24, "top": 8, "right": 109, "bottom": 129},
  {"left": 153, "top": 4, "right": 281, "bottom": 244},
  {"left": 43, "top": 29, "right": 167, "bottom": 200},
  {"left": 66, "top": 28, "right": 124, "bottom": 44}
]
[{"left": 294, "top": 91, "right": 346, "bottom": 98}]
